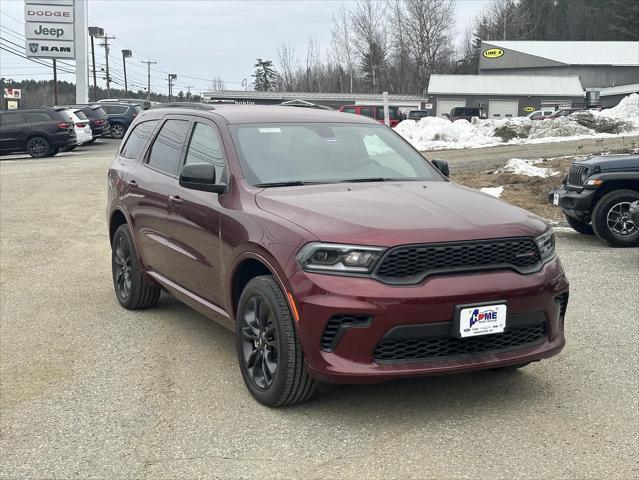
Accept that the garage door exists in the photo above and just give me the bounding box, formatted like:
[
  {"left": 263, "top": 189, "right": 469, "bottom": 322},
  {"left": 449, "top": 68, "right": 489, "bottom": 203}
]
[
  {"left": 437, "top": 99, "right": 466, "bottom": 117},
  {"left": 488, "top": 99, "right": 519, "bottom": 118}
]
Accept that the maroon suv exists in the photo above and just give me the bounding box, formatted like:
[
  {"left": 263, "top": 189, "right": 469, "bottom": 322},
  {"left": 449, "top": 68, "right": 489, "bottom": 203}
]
[{"left": 108, "top": 104, "right": 568, "bottom": 406}]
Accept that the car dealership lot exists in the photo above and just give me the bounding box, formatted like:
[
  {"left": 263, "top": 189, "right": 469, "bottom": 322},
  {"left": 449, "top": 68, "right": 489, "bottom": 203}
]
[{"left": 1, "top": 141, "right": 637, "bottom": 479}]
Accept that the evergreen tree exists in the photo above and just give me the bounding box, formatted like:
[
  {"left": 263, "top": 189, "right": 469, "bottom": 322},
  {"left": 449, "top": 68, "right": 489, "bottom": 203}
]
[{"left": 252, "top": 59, "right": 279, "bottom": 91}]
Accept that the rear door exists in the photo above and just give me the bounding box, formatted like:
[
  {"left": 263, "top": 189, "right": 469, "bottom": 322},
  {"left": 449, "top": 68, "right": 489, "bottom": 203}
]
[
  {"left": 0, "top": 112, "right": 28, "bottom": 151},
  {"left": 168, "top": 119, "right": 227, "bottom": 305},
  {"left": 126, "top": 116, "right": 191, "bottom": 278}
]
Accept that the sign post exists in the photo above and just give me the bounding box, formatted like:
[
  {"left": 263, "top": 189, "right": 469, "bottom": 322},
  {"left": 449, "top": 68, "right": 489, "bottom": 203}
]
[
  {"left": 382, "top": 91, "right": 390, "bottom": 127},
  {"left": 24, "top": 0, "right": 88, "bottom": 103}
]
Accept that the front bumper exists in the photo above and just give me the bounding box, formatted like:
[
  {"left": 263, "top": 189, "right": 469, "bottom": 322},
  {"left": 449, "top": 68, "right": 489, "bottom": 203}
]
[
  {"left": 287, "top": 258, "right": 568, "bottom": 384},
  {"left": 549, "top": 185, "right": 597, "bottom": 222}
]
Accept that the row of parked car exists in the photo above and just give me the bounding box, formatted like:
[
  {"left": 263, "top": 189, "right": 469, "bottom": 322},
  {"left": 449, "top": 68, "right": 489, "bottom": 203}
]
[{"left": 0, "top": 99, "right": 147, "bottom": 158}]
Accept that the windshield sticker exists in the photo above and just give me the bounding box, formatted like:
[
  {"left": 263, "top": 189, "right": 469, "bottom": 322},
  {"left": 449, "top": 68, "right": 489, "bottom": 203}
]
[{"left": 258, "top": 128, "right": 282, "bottom": 133}]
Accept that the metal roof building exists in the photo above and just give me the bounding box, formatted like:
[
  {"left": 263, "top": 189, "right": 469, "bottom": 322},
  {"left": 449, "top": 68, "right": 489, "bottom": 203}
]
[
  {"left": 478, "top": 40, "right": 639, "bottom": 89},
  {"left": 201, "top": 91, "right": 429, "bottom": 110},
  {"left": 427, "top": 74, "right": 585, "bottom": 118}
]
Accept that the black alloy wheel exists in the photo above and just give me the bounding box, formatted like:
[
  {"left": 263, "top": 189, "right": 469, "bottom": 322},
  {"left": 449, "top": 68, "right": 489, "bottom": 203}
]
[
  {"left": 113, "top": 233, "right": 133, "bottom": 301},
  {"left": 592, "top": 190, "right": 639, "bottom": 247},
  {"left": 26, "top": 137, "right": 50, "bottom": 158},
  {"left": 111, "top": 123, "right": 125, "bottom": 139},
  {"left": 239, "top": 294, "right": 279, "bottom": 389}
]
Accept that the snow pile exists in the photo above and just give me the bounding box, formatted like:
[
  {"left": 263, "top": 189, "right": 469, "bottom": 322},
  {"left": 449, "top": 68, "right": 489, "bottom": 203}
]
[
  {"left": 395, "top": 94, "right": 639, "bottom": 151},
  {"left": 480, "top": 186, "right": 504, "bottom": 198},
  {"left": 498, "top": 158, "right": 559, "bottom": 177}
]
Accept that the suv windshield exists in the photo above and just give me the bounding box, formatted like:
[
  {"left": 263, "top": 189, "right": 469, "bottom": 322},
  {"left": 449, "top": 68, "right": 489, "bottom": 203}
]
[{"left": 230, "top": 123, "right": 442, "bottom": 186}]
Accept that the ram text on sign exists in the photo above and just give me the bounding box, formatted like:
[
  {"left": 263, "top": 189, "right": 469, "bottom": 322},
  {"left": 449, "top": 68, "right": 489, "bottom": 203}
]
[
  {"left": 25, "top": 39, "right": 75, "bottom": 59},
  {"left": 24, "top": 4, "right": 74, "bottom": 23},
  {"left": 25, "top": 22, "right": 74, "bottom": 41}
]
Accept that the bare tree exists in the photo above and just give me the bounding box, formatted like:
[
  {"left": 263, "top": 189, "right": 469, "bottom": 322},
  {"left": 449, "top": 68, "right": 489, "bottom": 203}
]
[
  {"left": 350, "top": 0, "right": 389, "bottom": 93},
  {"left": 331, "top": 4, "right": 357, "bottom": 93},
  {"left": 208, "top": 77, "right": 226, "bottom": 92},
  {"left": 277, "top": 42, "right": 297, "bottom": 91}
]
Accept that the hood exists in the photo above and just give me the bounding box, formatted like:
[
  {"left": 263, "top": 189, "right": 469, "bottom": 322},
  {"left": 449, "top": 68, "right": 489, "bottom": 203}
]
[
  {"left": 255, "top": 181, "right": 547, "bottom": 247},
  {"left": 576, "top": 154, "right": 639, "bottom": 171}
]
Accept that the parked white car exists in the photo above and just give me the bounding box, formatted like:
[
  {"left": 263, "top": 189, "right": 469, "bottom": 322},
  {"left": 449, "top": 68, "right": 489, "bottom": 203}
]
[{"left": 66, "top": 109, "right": 93, "bottom": 146}]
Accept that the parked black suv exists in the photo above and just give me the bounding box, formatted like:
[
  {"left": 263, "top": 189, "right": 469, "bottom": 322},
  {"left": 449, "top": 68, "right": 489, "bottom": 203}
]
[
  {"left": 448, "top": 107, "right": 486, "bottom": 122},
  {"left": 549, "top": 154, "right": 639, "bottom": 247},
  {"left": 64, "top": 104, "right": 110, "bottom": 141},
  {"left": 100, "top": 103, "right": 143, "bottom": 139},
  {"left": 0, "top": 108, "right": 76, "bottom": 158},
  {"left": 407, "top": 110, "right": 430, "bottom": 121}
]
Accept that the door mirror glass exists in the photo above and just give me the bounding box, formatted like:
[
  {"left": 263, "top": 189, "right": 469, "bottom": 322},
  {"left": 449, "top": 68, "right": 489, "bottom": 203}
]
[{"left": 431, "top": 159, "right": 449, "bottom": 177}]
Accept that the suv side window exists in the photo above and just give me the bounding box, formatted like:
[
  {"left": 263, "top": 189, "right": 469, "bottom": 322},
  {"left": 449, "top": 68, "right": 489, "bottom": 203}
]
[
  {"left": 102, "top": 105, "right": 127, "bottom": 114},
  {"left": 24, "top": 112, "right": 53, "bottom": 122},
  {"left": 342, "top": 107, "right": 356, "bottom": 114},
  {"left": 183, "top": 122, "right": 226, "bottom": 183},
  {"left": 146, "top": 119, "right": 189, "bottom": 175},
  {"left": 120, "top": 120, "right": 159, "bottom": 159},
  {"left": 360, "top": 107, "right": 374, "bottom": 118},
  {"left": 0, "top": 113, "right": 26, "bottom": 125}
]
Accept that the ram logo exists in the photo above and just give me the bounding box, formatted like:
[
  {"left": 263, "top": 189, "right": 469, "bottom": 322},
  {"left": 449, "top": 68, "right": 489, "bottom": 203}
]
[
  {"left": 483, "top": 48, "right": 504, "bottom": 58},
  {"left": 29, "top": 43, "right": 39, "bottom": 53}
]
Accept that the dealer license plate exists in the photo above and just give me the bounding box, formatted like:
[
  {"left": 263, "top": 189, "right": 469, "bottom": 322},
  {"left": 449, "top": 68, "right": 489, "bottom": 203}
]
[
  {"left": 552, "top": 193, "right": 560, "bottom": 206},
  {"left": 459, "top": 304, "right": 507, "bottom": 338}
]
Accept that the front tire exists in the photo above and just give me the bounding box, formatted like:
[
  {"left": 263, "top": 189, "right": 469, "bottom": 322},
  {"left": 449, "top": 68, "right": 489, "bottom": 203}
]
[
  {"left": 236, "top": 276, "right": 316, "bottom": 407},
  {"left": 592, "top": 190, "right": 639, "bottom": 247},
  {"left": 26, "top": 137, "right": 50, "bottom": 158},
  {"left": 111, "top": 224, "right": 161, "bottom": 309},
  {"left": 110, "top": 123, "right": 125, "bottom": 139},
  {"left": 565, "top": 215, "right": 593, "bottom": 235}
]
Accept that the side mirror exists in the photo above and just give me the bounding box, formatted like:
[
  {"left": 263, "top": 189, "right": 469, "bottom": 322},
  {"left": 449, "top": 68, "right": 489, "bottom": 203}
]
[
  {"left": 179, "top": 163, "right": 225, "bottom": 193},
  {"left": 431, "top": 159, "right": 449, "bottom": 177}
]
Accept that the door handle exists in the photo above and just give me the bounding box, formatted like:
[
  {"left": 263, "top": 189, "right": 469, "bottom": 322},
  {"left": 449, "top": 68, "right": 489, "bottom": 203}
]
[
  {"left": 169, "top": 195, "right": 183, "bottom": 204},
  {"left": 126, "top": 179, "right": 138, "bottom": 187}
]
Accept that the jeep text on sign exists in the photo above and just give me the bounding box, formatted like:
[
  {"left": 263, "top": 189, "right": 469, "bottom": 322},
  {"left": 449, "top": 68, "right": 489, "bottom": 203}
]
[
  {"left": 24, "top": 4, "right": 74, "bottom": 23},
  {"left": 24, "top": 39, "right": 75, "bottom": 59},
  {"left": 25, "top": 22, "right": 74, "bottom": 41}
]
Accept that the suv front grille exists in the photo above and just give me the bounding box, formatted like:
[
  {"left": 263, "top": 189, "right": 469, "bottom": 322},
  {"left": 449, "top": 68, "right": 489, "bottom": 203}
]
[
  {"left": 567, "top": 164, "right": 588, "bottom": 186},
  {"left": 374, "top": 323, "right": 546, "bottom": 362},
  {"left": 375, "top": 238, "right": 542, "bottom": 284}
]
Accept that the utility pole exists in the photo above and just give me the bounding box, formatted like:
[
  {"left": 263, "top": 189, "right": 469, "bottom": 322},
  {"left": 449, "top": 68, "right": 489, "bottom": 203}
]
[
  {"left": 121, "top": 49, "right": 132, "bottom": 94},
  {"left": 88, "top": 27, "right": 104, "bottom": 102},
  {"left": 168, "top": 73, "right": 177, "bottom": 101},
  {"left": 99, "top": 34, "right": 116, "bottom": 97},
  {"left": 0, "top": 77, "right": 4, "bottom": 110},
  {"left": 142, "top": 60, "right": 157, "bottom": 101},
  {"left": 53, "top": 59, "right": 58, "bottom": 105}
]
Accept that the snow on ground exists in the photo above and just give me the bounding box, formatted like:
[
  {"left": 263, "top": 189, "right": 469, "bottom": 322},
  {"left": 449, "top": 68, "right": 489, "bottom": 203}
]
[
  {"left": 480, "top": 186, "right": 504, "bottom": 198},
  {"left": 499, "top": 158, "right": 559, "bottom": 177},
  {"left": 395, "top": 93, "right": 639, "bottom": 151}
]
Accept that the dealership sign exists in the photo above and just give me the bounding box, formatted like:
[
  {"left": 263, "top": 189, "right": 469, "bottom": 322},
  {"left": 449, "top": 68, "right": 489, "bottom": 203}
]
[
  {"left": 24, "top": 0, "right": 75, "bottom": 59},
  {"left": 483, "top": 48, "right": 504, "bottom": 59}
]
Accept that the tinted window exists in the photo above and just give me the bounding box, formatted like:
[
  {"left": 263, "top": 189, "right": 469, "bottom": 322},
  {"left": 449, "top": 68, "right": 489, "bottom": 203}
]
[
  {"left": 147, "top": 119, "right": 189, "bottom": 175},
  {"left": 73, "top": 110, "right": 88, "bottom": 120},
  {"left": 375, "top": 106, "right": 401, "bottom": 120},
  {"left": 1, "top": 113, "right": 26, "bottom": 125},
  {"left": 121, "top": 120, "right": 159, "bottom": 159},
  {"left": 24, "top": 112, "right": 53, "bottom": 122},
  {"left": 184, "top": 123, "right": 225, "bottom": 182},
  {"left": 102, "top": 105, "right": 127, "bottom": 114},
  {"left": 360, "top": 107, "right": 374, "bottom": 118},
  {"left": 342, "top": 107, "right": 356, "bottom": 114},
  {"left": 92, "top": 107, "right": 108, "bottom": 119}
]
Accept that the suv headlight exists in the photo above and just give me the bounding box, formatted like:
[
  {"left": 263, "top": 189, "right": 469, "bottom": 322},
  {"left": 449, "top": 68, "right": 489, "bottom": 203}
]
[
  {"left": 535, "top": 229, "right": 555, "bottom": 262},
  {"left": 297, "top": 242, "right": 386, "bottom": 274}
]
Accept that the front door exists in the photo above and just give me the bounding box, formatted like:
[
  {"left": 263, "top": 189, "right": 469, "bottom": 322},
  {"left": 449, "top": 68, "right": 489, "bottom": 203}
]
[
  {"left": 0, "top": 112, "right": 27, "bottom": 151},
  {"left": 167, "top": 120, "right": 226, "bottom": 306}
]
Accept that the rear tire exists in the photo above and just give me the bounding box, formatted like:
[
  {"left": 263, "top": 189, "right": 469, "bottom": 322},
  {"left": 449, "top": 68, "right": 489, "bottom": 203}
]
[
  {"left": 111, "top": 224, "right": 161, "bottom": 309},
  {"left": 592, "top": 190, "right": 639, "bottom": 247},
  {"left": 236, "top": 276, "right": 316, "bottom": 407},
  {"left": 565, "top": 215, "right": 593, "bottom": 235},
  {"left": 110, "top": 123, "right": 125, "bottom": 139},
  {"left": 26, "top": 137, "right": 50, "bottom": 158}
]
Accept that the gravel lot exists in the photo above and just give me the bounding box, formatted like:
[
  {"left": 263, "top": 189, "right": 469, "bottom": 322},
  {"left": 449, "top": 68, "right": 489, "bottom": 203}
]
[{"left": 1, "top": 140, "right": 638, "bottom": 479}]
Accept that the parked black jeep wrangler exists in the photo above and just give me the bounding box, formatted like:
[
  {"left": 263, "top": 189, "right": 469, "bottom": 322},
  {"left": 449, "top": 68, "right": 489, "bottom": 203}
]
[{"left": 549, "top": 154, "right": 639, "bottom": 247}]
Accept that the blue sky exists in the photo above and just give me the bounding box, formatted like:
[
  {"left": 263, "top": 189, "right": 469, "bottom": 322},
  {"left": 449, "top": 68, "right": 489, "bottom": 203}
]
[{"left": 1, "top": 0, "right": 489, "bottom": 95}]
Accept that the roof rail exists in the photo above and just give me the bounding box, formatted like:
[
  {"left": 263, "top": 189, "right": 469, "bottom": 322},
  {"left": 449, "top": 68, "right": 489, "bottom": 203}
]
[{"left": 149, "top": 102, "right": 216, "bottom": 110}]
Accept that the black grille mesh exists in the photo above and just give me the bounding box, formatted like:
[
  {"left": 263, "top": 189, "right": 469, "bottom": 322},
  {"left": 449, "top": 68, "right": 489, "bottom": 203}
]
[
  {"left": 567, "top": 164, "right": 588, "bottom": 186},
  {"left": 321, "top": 314, "right": 371, "bottom": 351},
  {"left": 374, "top": 323, "right": 546, "bottom": 362},
  {"left": 555, "top": 293, "right": 569, "bottom": 317},
  {"left": 376, "top": 238, "right": 541, "bottom": 283}
]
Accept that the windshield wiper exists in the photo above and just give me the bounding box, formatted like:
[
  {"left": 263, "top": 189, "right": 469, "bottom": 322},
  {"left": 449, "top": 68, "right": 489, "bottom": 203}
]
[
  {"left": 339, "top": 177, "right": 424, "bottom": 183},
  {"left": 255, "top": 180, "right": 324, "bottom": 188}
]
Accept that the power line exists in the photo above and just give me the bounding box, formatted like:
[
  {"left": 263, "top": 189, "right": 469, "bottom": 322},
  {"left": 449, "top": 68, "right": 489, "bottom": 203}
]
[{"left": 0, "top": 43, "right": 76, "bottom": 74}]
